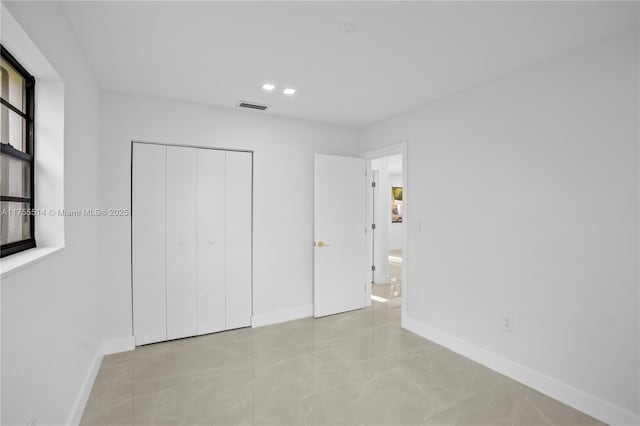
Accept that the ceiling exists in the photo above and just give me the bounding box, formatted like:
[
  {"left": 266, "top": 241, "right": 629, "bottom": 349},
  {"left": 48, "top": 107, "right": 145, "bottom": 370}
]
[{"left": 59, "top": 1, "right": 639, "bottom": 128}]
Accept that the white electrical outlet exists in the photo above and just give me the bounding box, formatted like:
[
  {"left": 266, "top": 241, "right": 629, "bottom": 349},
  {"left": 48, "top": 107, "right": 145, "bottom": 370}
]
[{"left": 502, "top": 315, "right": 514, "bottom": 333}]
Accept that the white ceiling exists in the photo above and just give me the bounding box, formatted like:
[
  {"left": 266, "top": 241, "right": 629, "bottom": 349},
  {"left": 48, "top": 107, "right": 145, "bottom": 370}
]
[{"left": 59, "top": 1, "right": 638, "bottom": 128}]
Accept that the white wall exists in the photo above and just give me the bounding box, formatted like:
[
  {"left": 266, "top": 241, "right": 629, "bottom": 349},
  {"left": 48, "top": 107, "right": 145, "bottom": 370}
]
[
  {"left": 1, "top": 2, "right": 102, "bottom": 425},
  {"left": 359, "top": 30, "right": 639, "bottom": 425},
  {"left": 99, "top": 92, "right": 358, "bottom": 341}
]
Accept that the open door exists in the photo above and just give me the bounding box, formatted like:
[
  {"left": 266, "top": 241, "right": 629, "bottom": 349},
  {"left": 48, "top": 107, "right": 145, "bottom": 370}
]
[{"left": 314, "top": 154, "right": 367, "bottom": 318}]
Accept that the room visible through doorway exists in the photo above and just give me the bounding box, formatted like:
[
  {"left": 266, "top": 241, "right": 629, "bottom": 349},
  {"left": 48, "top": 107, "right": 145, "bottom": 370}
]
[{"left": 370, "top": 154, "right": 403, "bottom": 309}]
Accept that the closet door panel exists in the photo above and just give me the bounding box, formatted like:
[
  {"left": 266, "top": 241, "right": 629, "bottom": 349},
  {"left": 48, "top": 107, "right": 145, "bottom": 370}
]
[
  {"left": 132, "top": 143, "right": 167, "bottom": 345},
  {"left": 225, "top": 151, "right": 252, "bottom": 329},
  {"left": 197, "top": 149, "right": 226, "bottom": 335},
  {"left": 166, "top": 146, "right": 198, "bottom": 340}
]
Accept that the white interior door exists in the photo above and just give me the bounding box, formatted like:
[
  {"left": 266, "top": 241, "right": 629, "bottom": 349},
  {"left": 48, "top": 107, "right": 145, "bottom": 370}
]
[
  {"left": 166, "top": 146, "right": 198, "bottom": 340},
  {"left": 132, "top": 143, "right": 167, "bottom": 345},
  {"left": 314, "top": 154, "right": 366, "bottom": 318},
  {"left": 196, "top": 149, "right": 226, "bottom": 335},
  {"left": 225, "top": 151, "right": 252, "bottom": 329}
]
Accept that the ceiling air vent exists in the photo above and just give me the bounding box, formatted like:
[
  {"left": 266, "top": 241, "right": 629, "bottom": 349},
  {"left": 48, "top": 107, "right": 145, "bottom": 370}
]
[{"left": 237, "top": 101, "right": 268, "bottom": 111}]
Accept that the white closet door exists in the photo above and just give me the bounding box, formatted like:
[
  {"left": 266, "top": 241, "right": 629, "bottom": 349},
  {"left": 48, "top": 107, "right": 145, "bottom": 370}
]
[
  {"left": 166, "top": 146, "right": 198, "bottom": 340},
  {"left": 196, "top": 149, "right": 226, "bottom": 335},
  {"left": 225, "top": 151, "right": 252, "bottom": 329},
  {"left": 132, "top": 143, "right": 167, "bottom": 345}
]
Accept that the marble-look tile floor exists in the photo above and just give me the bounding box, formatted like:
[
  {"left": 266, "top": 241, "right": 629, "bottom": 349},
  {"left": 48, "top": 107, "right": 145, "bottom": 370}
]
[
  {"left": 372, "top": 249, "right": 403, "bottom": 308},
  {"left": 81, "top": 301, "right": 603, "bottom": 426}
]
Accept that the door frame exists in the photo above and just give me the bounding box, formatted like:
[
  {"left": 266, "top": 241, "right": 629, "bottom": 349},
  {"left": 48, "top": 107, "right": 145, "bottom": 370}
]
[{"left": 361, "top": 142, "right": 408, "bottom": 326}]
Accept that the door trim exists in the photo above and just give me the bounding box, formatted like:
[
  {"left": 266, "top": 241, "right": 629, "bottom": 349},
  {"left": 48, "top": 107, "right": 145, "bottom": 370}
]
[{"left": 132, "top": 139, "right": 253, "bottom": 154}]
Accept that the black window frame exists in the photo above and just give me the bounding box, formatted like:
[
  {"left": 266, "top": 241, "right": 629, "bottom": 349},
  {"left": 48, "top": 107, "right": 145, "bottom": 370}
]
[{"left": 1, "top": 45, "right": 36, "bottom": 258}]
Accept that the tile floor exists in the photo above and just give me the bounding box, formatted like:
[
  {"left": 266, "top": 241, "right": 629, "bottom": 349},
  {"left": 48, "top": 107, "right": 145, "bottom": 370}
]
[
  {"left": 81, "top": 298, "right": 603, "bottom": 425},
  {"left": 372, "top": 249, "right": 403, "bottom": 308}
]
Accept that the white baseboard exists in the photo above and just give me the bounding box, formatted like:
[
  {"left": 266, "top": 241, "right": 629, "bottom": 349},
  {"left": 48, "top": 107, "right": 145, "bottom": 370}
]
[
  {"left": 103, "top": 336, "right": 135, "bottom": 355},
  {"left": 66, "top": 348, "right": 103, "bottom": 426},
  {"left": 66, "top": 336, "right": 136, "bottom": 425},
  {"left": 252, "top": 304, "right": 313, "bottom": 327},
  {"left": 403, "top": 316, "right": 639, "bottom": 426}
]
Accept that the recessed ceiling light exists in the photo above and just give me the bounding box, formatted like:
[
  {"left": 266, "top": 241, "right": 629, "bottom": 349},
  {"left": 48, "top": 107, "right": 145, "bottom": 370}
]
[
  {"left": 262, "top": 83, "right": 275, "bottom": 91},
  {"left": 283, "top": 88, "right": 296, "bottom": 95},
  {"left": 337, "top": 22, "right": 356, "bottom": 34}
]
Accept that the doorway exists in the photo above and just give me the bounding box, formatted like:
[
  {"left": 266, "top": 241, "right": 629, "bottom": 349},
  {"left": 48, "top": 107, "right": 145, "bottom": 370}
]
[
  {"left": 312, "top": 143, "right": 408, "bottom": 322},
  {"left": 361, "top": 142, "right": 408, "bottom": 322},
  {"left": 369, "top": 154, "right": 404, "bottom": 309}
]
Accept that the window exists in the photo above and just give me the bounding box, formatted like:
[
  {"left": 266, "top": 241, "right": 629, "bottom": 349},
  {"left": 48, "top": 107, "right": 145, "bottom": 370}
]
[{"left": 1, "top": 45, "right": 35, "bottom": 257}]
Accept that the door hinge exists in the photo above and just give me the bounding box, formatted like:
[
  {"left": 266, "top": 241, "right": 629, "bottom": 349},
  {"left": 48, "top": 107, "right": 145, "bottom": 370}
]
[
  {"left": 371, "top": 223, "right": 376, "bottom": 230},
  {"left": 371, "top": 181, "right": 376, "bottom": 188},
  {"left": 371, "top": 265, "right": 376, "bottom": 271}
]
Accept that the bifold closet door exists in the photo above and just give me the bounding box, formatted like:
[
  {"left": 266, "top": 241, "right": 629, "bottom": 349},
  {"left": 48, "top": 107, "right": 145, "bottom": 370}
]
[
  {"left": 166, "top": 146, "right": 198, "bottom": 340},
  {"left": 196, "top": 149, "right": 226, "bottom": 335},
  {"left": 225, "top": 151, "right": 252, "bottom": 329},
  {"left": 132, "top": 143, "right": 167, "bottom": 346}
]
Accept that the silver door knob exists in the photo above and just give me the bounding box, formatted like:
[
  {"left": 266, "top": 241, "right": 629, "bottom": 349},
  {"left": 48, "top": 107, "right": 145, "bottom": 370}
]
[
  {"left": 208, "top": 239, "right": 214, "bottom": 246},
  {"left": 178, "top": 240, "right": 184, "bottom": 247}
]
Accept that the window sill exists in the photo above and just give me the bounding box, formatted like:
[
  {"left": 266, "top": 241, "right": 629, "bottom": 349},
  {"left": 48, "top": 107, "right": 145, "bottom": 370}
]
[{"left": 0, "top": 245, "right": 65, "bottom": 279}]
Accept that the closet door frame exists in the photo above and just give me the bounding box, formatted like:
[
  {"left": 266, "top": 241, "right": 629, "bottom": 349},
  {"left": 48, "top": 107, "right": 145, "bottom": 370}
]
[{"left": 130, "top": 140, "right": 254, "bottom": 344}]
